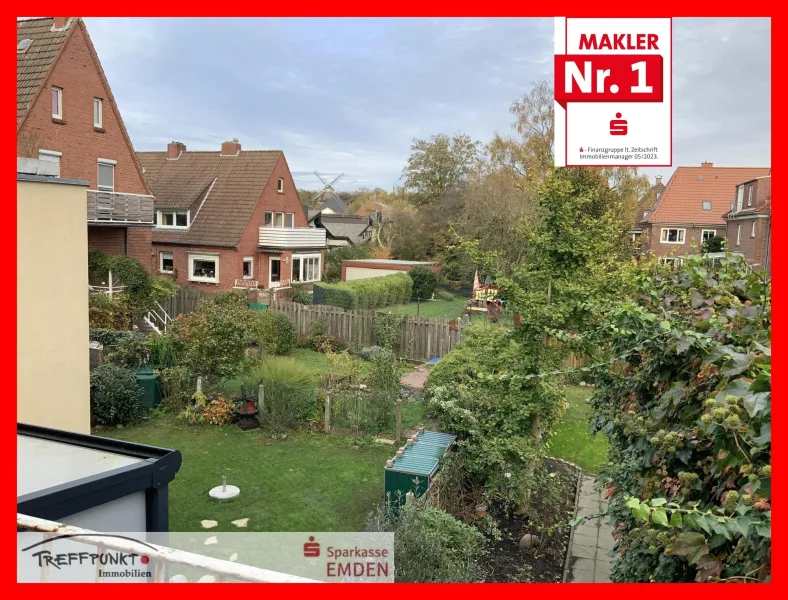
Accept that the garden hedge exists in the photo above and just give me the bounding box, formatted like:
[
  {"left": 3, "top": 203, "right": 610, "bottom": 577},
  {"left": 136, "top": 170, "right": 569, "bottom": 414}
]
[{"left": 313, "top": 273, "right": 413, "bottom": 310}]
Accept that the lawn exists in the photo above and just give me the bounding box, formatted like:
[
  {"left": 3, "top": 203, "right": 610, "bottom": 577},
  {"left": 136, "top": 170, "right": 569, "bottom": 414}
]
[
  {"left": 291, "top": 348, "right": 414, "bottom": 378},
  {"left": 549, "top": 386, "right": 608, "bottom": 473},
  {"left": 380, "top": 298, "right": 468, "bottom": 319},
  {"left": 99, "top": 418, "right": 393, "bottom": 532}
]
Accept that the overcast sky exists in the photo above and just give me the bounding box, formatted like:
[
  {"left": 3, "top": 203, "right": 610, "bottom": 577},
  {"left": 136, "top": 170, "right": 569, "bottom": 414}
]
[{"left": 83, "top": 17, "right": 770, "bottom": 191}]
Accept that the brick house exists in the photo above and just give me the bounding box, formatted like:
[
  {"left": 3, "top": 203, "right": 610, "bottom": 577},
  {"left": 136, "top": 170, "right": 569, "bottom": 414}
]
[
  {"left": 136, "top": 140, "right": 326, "bottom": 292},
  {"left": 724, "top": 174, "right": 771, "bottom": 273},
  {"left": 17, "top": 17, "right": 155, "bottom": 268},
  {"left": 636, "top": 162, "right": 771, "bottom": 263}
]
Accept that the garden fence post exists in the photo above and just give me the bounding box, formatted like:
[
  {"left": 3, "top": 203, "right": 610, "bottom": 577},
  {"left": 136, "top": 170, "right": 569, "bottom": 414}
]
[
  {"left": 258, "top": 383, "right": 265, "bottom": 416},
  {"left": 196, "top": 377, "right": 202, "bottom": 394},
  {"left": 324, "top": 392, "right": 332, "bottom": 433},
  {"left": 395, "top": 399, "right": 403, "bottom": 441}
]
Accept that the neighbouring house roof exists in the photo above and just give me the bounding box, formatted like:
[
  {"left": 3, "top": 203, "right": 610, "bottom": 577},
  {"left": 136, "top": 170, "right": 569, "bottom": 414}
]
[
  {"left": 723, "top": 175, "right": 772, "bottom": 219},
  {"left": 17, "top": 18, "right": 72, "bottom": 126},
  {"left": 315, "top": 196, "right": 348, "bottom": 215},
  {"left": 318, "top": 215, "right": 371, "bottom": 245},
  {"left": 634, "top": 179, "right": 665, "bottom": 227},
  {"left": 355, "top": 201, "right": 389, "bottom": 217},
  {"left": 642, "top": 164, "right": 771, "bottom": 226},
  {"left": 136, "top": 150, "right": 282, "bottom": 247}
]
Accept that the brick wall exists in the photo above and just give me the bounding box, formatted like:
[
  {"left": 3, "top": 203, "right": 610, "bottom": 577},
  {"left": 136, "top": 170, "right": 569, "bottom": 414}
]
[
  {"left": 727, "top": 217, "right": 770, "bottom": 266},
  {"left": 641, "top": 223, "right": 724, "bottom": 257},
  {"left": 87, "top": 226, "right": 125, "bottom": 256}
]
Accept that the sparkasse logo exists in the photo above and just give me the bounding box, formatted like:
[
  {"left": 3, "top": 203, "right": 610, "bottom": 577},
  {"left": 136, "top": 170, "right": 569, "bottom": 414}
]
[{"left": 303, "top": 536, "right": 320, "bottom": 557}]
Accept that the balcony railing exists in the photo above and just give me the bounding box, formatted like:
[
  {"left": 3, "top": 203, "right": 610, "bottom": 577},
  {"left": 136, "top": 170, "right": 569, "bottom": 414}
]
[
  {"left": 17, "top": 513, "right": 320, "bottom": 583},
  {"left": 87, "top": 190, "right": 155, "bottom": 225},
  {"left": 259, "top": 227, "right": 326, "bottom": 249}
]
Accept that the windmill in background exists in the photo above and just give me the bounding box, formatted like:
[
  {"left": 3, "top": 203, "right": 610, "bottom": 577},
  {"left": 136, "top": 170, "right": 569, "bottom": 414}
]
[{"left": 311, "top": 171, "right": 344, "bottom": 205}]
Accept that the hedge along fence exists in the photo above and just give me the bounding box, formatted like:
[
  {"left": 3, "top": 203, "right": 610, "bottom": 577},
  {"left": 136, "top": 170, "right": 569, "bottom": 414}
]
[
  {"left": 269, "top": 300, "right": 463, "bottom": 362},
  {"left": 312, "top": 273, "right": 413, "bottom": 310}
]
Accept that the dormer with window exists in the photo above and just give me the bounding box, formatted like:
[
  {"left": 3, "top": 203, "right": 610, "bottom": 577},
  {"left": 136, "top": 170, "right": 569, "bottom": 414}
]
[{"left": 155, "top": 209, "right": 190, "bottom": 229}]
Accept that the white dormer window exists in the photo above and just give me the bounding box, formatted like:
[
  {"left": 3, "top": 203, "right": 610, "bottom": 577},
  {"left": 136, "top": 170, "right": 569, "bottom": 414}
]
[
  {"left": 156, "top": 210, "right": 190, "bottom": 229},
  {"left": 748, "top": 185, "right": 754, "bottom": 207}
]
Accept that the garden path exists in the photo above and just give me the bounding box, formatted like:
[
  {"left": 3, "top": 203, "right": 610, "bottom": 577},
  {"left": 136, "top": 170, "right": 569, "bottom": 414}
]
[{"left": 566, "top": 476, "right": 615, "bottom": 583}]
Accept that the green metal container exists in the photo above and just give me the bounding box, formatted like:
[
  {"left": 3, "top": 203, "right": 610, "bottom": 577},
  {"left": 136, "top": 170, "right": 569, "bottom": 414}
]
[
  {"left": 248, "top": 302, "right": 268, "bottom": 311},
  {"left": 383, "top": 431, "right": 456, "bottom": 506},
  {"left": 135, "top": 365, "right": 161, "bottom": 409}
]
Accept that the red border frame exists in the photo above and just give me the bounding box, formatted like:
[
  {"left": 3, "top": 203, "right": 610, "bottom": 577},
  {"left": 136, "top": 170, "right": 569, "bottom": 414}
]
[
  {"left": 5, "top": 7, "right": 780, "bottom": 596},
  {"left": 562, "top": 17, "right": 673, "bottom": 168}
]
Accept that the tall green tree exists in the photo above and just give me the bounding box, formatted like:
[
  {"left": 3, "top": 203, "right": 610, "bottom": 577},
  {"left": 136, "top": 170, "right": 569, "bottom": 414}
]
[{"left": 402, "top": 132, "right": 481, "bottom": 207}]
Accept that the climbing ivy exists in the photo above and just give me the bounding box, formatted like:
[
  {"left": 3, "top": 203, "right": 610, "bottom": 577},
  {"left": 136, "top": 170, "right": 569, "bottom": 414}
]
[{"left": 588, "top": 255, "right": 771, "bottom": 582}]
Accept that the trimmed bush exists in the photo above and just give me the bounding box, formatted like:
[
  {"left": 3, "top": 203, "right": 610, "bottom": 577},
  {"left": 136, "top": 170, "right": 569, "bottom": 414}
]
[
  {"left": 90, "top": 364, "right": 145, "bottom": 426},
  {"left": 222, "top": 357, "right": 318, "bottom": 431},
  {"left": 408, "top": 265, "right": 438, "bottom": 300},
  {"left": 369, "top": 496, "right": 486, "bottom": 582},
  {"left": 248, "top": 310, "right": 297, "bottom": 355},
  {"left": 313, "top": 273, "right": 413, "bottom": 310},
  {"left": 90, "top": 328, "right": 138, "bottom": 346},
  {"left": 105, "top": 332, "right": 148, "bottom": 369},
  {"left": 168, "top": 291, "right": 250, "bottom": 381},
  {"left": 359, "top": 346, "right": 383, "bottom": 360},
  {"left": 434, "top": 289, "right": 455, "bottom": 301}
]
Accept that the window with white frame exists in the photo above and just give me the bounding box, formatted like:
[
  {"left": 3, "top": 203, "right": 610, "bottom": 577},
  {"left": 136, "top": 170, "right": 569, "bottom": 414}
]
[
  {"left": 291, "top": 254, "right": 321, "bottom": 283},
  {"left": 156, "top": 210, "right": 189, "bottom": 229},
  {"left": 38, "top": 150, "right": 61, "bottom": 177},
  {"left": 277, "top": 178, "right": 284, "bottom": 193},
  {"left": 264, "top": 211, "right": 273, "bottom": 227},
  {"left": 748, "top": 185, "right": 754, "bottom": 207},
  {"left": 97, "top": 160, "right": 115, "bottom": 192},
  {"left": 285, "top": 213, "right": 294, "bottom": 228},
  {"left": 51, "top": 86, "right": 62, "bottom": 119},
  {"left": 702, "top": 200, "right": 712, "bottom": 211},
  {"left": 264, "top": 211, "right": 294, "bottom": 228},
  {"left": 751, "top": 221, "right": 757, "bottom": 238},
  {"left": 159, "top": 251, "right": 174, "bottom": 273},
  {"left": 660, "top": 228, "right": 685, "bottom": 244},
  {"left": 93, "top": 98, "right": 103, "bottom": 128},
  {"left": 243, "top": 256, "right": 254, "bottom": 279},
  {"left": 661, "top": 257, "right": 684, "bottom": 266},
  {"left": 275, "top": 212, "right": 284, "bottom": 227},
  {"left": 188, "top": 253, "right": 219, "bottom": 283},
  {"left": 701, "top": 229, "right": 717, "bottom": 242},
  {"left": 736, "top": 185, "right": 744, "bottom": 212},
  {"left": 736, "top": 225, "right": 742, "bottom": 246}
]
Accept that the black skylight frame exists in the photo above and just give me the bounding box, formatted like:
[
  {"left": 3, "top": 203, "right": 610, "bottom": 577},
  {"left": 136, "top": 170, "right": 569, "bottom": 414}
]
[{"left": 17, "top": 423, "right": 182, "bottom": 532}]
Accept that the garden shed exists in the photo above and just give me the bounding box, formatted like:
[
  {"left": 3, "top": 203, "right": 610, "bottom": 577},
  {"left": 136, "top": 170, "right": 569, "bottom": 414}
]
[
  {"left": 384, "top": 431, "right": 456, "bottom": 506},
  {"left": 341, "top": 259, "right": 441, "bottom": 282}
]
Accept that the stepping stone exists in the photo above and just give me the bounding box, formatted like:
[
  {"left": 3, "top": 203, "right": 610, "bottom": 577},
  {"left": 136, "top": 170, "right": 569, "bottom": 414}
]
[
  {"left": 231, "top": 518, "right": 249, "bottom": 528},
  {"left": 201, "top": 520, "right": 218, "bottom": 529},
  {"left": 198, "top": 575, "right": 216, "bottom": 583},
  {"left": 400, "top": 367, "right": 429, "bottom": 390},
  {"left": 204, "top": 536, "right": 218, "bottom": 545},
  {"left": 229, "top": 553, "right": 238, "bottom": 562}
]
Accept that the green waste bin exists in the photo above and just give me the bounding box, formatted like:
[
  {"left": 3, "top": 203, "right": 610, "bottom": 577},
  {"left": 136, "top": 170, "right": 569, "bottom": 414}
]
[
  {"left": 248, "top": 302, "right": 268, "bottom": 311},
  {"left": 135, "top": 365, "right": 161, "bottom": 409}
]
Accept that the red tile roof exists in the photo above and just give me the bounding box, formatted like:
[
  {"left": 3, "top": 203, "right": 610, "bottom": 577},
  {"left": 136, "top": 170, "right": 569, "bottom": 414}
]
[
  {"left": 17, "top": 18, "right": 72, "bottom": 126},
  {"left": 643, "top": 164, "right": 771, "bottom": 226},
  {"left": 136, "top": 150, "right": 282, "bottom": 247}
]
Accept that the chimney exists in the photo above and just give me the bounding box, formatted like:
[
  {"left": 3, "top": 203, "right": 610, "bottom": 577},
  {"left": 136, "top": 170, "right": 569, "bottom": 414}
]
[
  {"left": 52, "top": 17, "right": 72, "bottom": 30},
  {"left": 167, "top": 141, "right": 185, "bottom": 160},
  {"left": 701, "top": 161, "right": 713, "bottom": 168},
  {"left": 221, "top": 139, "right": 241, "bottom": 156},
  {"left": 655, "top": 176, "right": 662, "bottom": 185}
]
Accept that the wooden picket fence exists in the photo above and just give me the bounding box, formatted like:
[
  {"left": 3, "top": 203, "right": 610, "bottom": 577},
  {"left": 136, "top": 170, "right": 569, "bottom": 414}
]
[
  {"left": 160, "top": 287, "right": 211, "bottom": 319},
  {"left": 269, "top": 300, "right": 464, "bottom": 363}
]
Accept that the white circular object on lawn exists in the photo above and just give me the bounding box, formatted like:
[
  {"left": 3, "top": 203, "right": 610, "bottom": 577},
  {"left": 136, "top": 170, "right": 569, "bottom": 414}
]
[
  {"left": 209, "top": 485, "right": 240, "bottom": 500},
  {"left": 209, "top": 475, "right": 239, "bottom": 499}
]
